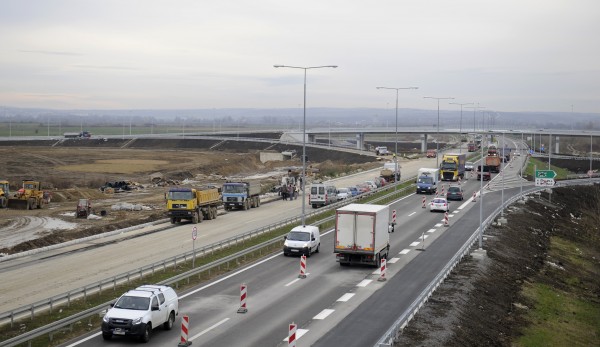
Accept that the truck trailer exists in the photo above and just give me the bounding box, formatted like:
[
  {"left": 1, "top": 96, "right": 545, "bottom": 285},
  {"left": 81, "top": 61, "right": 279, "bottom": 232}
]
[
  {"left": 485, "top": 155, "right": 502, "bottom": 173},
  {"left": 222, "top": 181, "right": 261, "bottom": 211},
  {"left": 167, "top": 186, "right": 221, "bottom": 224},
  {"left": 440, "top": 153, "right": 466, "bottom": 181},
  {"left": 334, "top": 204, "right": 393, "bottom": 267}
]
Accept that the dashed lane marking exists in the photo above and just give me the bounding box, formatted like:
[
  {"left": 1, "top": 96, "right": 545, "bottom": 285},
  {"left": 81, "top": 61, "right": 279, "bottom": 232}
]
[
  {"left": 190, "top": 318, "right": 230, "bottom": 340},
  {"left": 283, "top": 329, "right": 309, "bottom": 342},
  {"left": 313, "top": 309, "right": 335, "bottom": 320},
  {"left": 337, "top": 293, "right": 355, "bottom": 302},
  {"left": 388, "top": 257, "right": 400, "bottom": 263},
  {"left": 357, "top": 279, "right": 372, "bottom": 287},
  {"left": 399, "top": 249, "right": 411, "bottom": 255}
]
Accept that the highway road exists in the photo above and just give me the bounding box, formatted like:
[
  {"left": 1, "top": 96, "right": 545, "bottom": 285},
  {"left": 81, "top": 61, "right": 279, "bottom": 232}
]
[
  {"left": 0, "top": 152, "right": 450, "bottom": 313},
  {"left": 57, "top": 142, "right": 533, "bottom": 346}
]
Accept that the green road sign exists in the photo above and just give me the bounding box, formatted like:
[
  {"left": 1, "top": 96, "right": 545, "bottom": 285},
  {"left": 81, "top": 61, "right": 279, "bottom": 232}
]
[{"left": 535, "top": 170, "right": 557, "bottom": 179}]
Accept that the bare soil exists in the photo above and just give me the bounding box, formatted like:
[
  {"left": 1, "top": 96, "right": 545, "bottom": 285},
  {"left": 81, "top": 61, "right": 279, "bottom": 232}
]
[{"left": 395, "top": 185, "right": 600, "bottom": 346}]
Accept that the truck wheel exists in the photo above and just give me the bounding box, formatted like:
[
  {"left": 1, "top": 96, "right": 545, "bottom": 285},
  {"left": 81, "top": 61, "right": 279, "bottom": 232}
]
[
  {"left": 37, "top": 199, "right": 42, "bottom": 209},
  {"left": 257, "top": 197, "right": 261, "bottom": 207},
  {"left": 212, "top": 206, "right": 218, "bottom": 219},
  {"left": 140, "top": 324, "right": 151, "bottom": 342},
  {"left": 163, "top": 312, "right": 175, "bottom": 330},
  {"left": 0, "top": 197, "right": 6, "bottom": 208},
  {"left": 192, "top": 212, "right": 199, "bottom": 224},
  {"left": 28, "top": 198, "right": 35, "bottom": 210},
  {"left": 102, "top": 333, "right": 112, "bottom": 340},
  {"left": 170, "top": 218, "right": 176, "bottom": 224},
  {"left": 244, "top": 200, "right": 249, "bottom": 210}
]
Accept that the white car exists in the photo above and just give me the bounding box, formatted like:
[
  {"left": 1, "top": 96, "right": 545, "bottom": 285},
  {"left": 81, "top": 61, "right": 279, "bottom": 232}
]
[
  {"left": 465, "top": 162, "right": 475, "bottom": 171},
  {"left": 430, "top": 198, "right": 450, "bottom": 212},
  {"left": 365, "top": 181, "right": 378, "bottom": 190},
  {"left": 336, "top": 188, "right": 350, "bottom": 201},
  {"left": 514, "top": 151, "right": 521, "bottom": 156}
]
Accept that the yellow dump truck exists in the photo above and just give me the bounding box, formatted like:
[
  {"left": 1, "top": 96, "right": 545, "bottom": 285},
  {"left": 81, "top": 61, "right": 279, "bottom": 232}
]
[
  {"left": 8, "top": 180, "right": 49, "bottom": 209},
  {"left": 167, "top": 186, "right": 222, "bottom": 224},
  {"left": 0, "top": 180, "right": 9, "bottom": 208}
]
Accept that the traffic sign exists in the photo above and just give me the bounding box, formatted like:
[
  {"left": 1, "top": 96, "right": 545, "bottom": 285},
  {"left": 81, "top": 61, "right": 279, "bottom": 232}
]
[
  {"left": 535, "top": 170, "right": 556, "bottom": 179},
  {"left": 535, "top": 178, "right": 555, "bottom": 187},
  {"left": 192, "top": 226, "right": 197, "bottom": 240}
]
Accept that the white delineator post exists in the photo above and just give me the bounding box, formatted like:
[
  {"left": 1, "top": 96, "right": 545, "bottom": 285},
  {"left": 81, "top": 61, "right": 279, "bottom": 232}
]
[
  {"left": 177, "top": 315, "right": 191, "bottom": 347},
  {"left": 378, "top": 258, "right": 387, "bottom": 282},
  {"left": 444, "top": 212, "right": 449, "bottom": 227},
  {"left": 288, "top": 322, "right": 297, "bottom": 347},
  {"left": 472, "top": 192, "right": 477, "bottom": 202},
  {"left": 299, "top": 255, "right": 307, "bottom": 278},
  {"left": 237, "top": 283, "right": 248, "bottom": 313}
]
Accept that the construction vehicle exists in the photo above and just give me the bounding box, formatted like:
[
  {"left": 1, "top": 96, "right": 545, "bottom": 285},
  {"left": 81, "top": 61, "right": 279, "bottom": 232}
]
[
  {"left": 0, "top": 180, "right": 9, "bottom": 208},
  {"left": 440, "top": 153, "right": 466, "bottom": 181},
  {"left": 166, "top": 186, "right": 222, "bottom": 224},
  {"left": 76, "top": 199, "right": 92, "bottom": 218},
  {"left": 485, "top": 155, "right": 502, "bottom": 173},
  {"left": 7, "top": 180, "right": 48, "bottom": 210},
  {"left": 380, "top": 162, "right": 400, "bottom": 183},
  {"left": 222, "top": 181, "right": 261, "bottom": 211}
]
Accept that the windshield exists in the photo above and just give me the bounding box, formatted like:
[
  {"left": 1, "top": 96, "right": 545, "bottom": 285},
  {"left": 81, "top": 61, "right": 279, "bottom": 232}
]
[
  {"left": 448, "top": 187, "right": 461, "bottom": 193},
  {"left": 223, "top": 184, "right": 246, "bottom": 194},
  {"left": 418, "top": 177, "right": 433, "bottom": 184},
  {"left": 114, "top": 296, "right": 150, "bottom": 310},
  {"left": 168, "top": 191, "right": 194, "bottom": 200},
  {"left": 287, "top": 231, "right": 310, "bottom": 241},
  {"left": 478, "top": 166, "right": 491, "bottom": 172},
  {"left": 441, "top": 162, "right": 457, "bottom": 170}
]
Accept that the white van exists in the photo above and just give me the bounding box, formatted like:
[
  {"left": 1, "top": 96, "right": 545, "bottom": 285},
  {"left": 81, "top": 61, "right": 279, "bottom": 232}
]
[
  {"left": 283, "top": 225, "right": 320, "bottom": 257},
  {"left": 309, "top": 183, "right": 337, "bottom": 208}
]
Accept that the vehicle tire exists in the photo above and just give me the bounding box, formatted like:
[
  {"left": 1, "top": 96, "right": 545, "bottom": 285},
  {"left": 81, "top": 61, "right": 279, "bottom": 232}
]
[
  {"left": 315, "top": 243, "right": 320, "bottom": 253},
  {"left": 257, "top": 197, "right": 261, "bottom": 207},
  {"left": 340, "top": 262, "right": 349, "bottom": 266},
  {"left": 312, "top": 204, "right": 317, "bottom": 208},
  {"left": 170, "top": 218, "right": 176, "bottom": 224},
  {"left": 244, "top": 200, "right": 249, "bottom": 210},
  {"left": 0, "top": 197, "right": 6, "bottom": 208},
  {"left": 192, "top": 212, "right": 199, "bottom": 224},
  {"left": 212, "top": 206, "right": 218, "bottom": 219},
  {"left": 224, "top": 205, "right": 230, "bottom": 211},
  {"left": 140, "top": 324, "right": 151, "bottom": 343},
  {"left": 37, "top": 199, "right": 42, "bottom": 209},
  {"left": 102, "top": 333, "right": 112, "bottom": 340},
  {"left": 306, "top": 249, "right": 311, "bottom": 257},
  {"left": 164, "top": 312, "right": 175, "bottom": 330}
]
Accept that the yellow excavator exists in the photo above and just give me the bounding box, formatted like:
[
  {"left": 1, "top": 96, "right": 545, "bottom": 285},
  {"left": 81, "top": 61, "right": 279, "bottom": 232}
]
[
  {"left": 7, "top": 180, "right": 49, "bottom": 210},
  {"left": 0, "top": 180, "right": 9, "bottom": 208}
]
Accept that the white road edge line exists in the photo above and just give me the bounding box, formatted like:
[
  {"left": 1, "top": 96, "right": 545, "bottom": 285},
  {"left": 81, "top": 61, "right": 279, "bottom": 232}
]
[
  {"left": 190, "top": 317, "right": 230, "bottom": 340},
  {"left": 409, "top": 241, "right": 420, "bottom": 247},
  {"left": 434, "top": 223, "right": 443, "bottom": 227},
  {"left": 285, "top": 278, "right": 301, "bottom": 287},
  {"left": 426, "top": 228, "right": 436, "bottom": 233},
  {"left": 408, "top": 212, "right": 416, "bottom": 216}
]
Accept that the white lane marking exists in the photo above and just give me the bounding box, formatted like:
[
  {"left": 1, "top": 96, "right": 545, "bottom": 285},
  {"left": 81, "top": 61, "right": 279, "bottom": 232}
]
[
  {"left": 181, "top": 229, "right": 335, "bottom": 299},
  {"left": 283, "top": 328, "right": 309, "bottom": 342},
  {"left": 372, "top": 268, "right": 381, "bottom": 275},
  {"left": 408, "top": 212, "right": 416, "bottom": 216},
  {"left": 388, "top": 257, "right": 400, "bottom": 263},
  {"left": 337, "top": 293, "right": 355, "bottom": 302},
  {"left": 410, "top": 241, "right": 420, "bottom": 247},
  {"left": 313, "top": 309, "right": 335, "bottom": 320},
  {"left": 356, "top": 279, "right": 372, "bottom": 287},
  {"left": 285, "top": 278, "right": 301, "bottom": 287},
  {"left": 64, "top": 333, "right": 100, "bottom": 346},
  {"left": 422, "top": 235, "right": 429, "bottom": 239},
  {"left": 434, "top": 223, "right": 443, "bottom": 227},
  {"left": 458, "top": 200, "right": 470, "bottom": 210},
  {"left": 426, "top": 228, "right": 436, "bottom": 233},
  {"left": 449, "top": 214, "right": 455, "bottom": 217},
  {"left": 190, "top": 318, "right": 230, "bottom": 340},
  {"left": 399, "top": 249, "right": 411, "bottom": 255},
  {"left": 452, "top": 210, "right": 460, "bottom": 213}
]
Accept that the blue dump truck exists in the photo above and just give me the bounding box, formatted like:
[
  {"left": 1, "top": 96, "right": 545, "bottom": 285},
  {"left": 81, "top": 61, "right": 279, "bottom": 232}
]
[
  {"left": 222, "top": 181, "right": 261, "bottom": 211},
  {"left": 416, "top": 168, "right": 440, "bottom": 194}
]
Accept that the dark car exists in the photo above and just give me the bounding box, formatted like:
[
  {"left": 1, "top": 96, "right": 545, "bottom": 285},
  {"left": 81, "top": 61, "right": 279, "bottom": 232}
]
[{"left": 446, "top": 186, "right": 464, "bottom": 201}]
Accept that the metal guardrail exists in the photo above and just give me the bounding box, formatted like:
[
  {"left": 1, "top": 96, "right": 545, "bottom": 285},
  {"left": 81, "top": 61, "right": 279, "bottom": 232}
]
[
  {"left": 374, "top": 185, "right": 545, "bottom": 347},
  {"left": 0, "top": 180, "right": 415, "bottom": 347}
]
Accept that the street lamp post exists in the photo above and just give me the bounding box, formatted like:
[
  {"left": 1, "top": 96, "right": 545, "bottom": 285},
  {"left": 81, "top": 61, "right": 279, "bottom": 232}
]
[
  {"left": 376, "top": 86, "right": 419, "bottom": 185},
  {"left": 424, "top": 96, "right": 454, "bottom": 167},
  {"left": 274, "top": 64, "right": 338, "bottom": 226},
  {"left": 449, "top": 102, "right": 473, "bottom": 153},
  {"left": 465, "top": 103, "right": 483, "bottom": 132}
]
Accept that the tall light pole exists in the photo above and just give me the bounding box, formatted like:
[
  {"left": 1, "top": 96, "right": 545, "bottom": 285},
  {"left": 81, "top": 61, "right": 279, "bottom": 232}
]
[
  {"left": 424, "top": 96, "right": 454, "bottom": 167},
  {"left": 274, "top": 64, "right": 338, "bottom": 226},
  {"left": 449, "top": 102, "right": 473, "bottom": 153},
  {"left": 465, "top": 103, "right": 483, "bottom": 132},
  {"left": 376, "top": 86, "right": 419, "bottom": 184}
]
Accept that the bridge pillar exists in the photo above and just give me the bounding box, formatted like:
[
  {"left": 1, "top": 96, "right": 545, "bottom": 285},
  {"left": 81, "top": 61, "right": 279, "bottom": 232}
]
[
  {"left": 356, "top": 132, "right": 364, "bottom": 150},
  {"left": 307, "top": 134, "right": 316, "bottom": 143},
  {"left": 555, "top": 136, "right": 559, "bottom": 154},
  {"left": 421, "top": 134, "right": 428, "bottom": 153}
]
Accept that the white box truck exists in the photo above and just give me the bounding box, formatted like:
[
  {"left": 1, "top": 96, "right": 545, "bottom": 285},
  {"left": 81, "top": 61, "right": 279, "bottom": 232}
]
[{"left": 334, "top": 203, "right": 393, "bottom": 267}]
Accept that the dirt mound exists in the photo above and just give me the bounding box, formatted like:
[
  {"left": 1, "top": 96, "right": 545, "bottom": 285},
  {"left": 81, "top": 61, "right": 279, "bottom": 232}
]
[{"left": 396, "top": 185, "right": 600, "bottom": 346}]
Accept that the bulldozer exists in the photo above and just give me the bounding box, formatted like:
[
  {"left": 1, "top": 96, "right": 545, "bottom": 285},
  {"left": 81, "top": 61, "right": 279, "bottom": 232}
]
[
  {"left": 76, "top": 198, "right": 92, "bottom": 218},
  {"left": 0, "top": 180, "right": 9, "bottom": 208},
  {"left": 7, "top": 180, "right": 48, "bottom": 210}
]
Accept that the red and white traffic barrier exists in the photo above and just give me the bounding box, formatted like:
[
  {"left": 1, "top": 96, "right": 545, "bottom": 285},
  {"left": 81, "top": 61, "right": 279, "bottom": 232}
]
[
  {"left": 177, "top": 315, "right": 191, "bottom": 347},
  {"left": 237, "top": 283, "right": 248, "bottom": 313},
  {"left": 378, "top": 258, "right": 387, "bottom": 282},
  {"left": 444, "top": 212, "right": 449, "bottom": 227},
  {"left": 299, "top": 255, "right": 307, "bottom": 278},
  {"left": 458, "top": 177, "right": 462, "bottom": 185},
  {"left": 422, "top": 196, "right": 426, "bottom": 208},
  {"left": 440, "top": 185, "right": 445, "bottom": 196},
  {"left": 472, "top": 192, "right": 477, "bottom": 202},
  {"left": 288, "top": 322, "right": 297, "bottom": 347}
]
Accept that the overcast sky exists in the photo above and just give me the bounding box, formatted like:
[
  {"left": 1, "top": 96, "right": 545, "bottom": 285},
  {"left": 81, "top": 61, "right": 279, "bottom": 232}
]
[{"left": 1, "top": 0, "right": 598, "bottom": 113}]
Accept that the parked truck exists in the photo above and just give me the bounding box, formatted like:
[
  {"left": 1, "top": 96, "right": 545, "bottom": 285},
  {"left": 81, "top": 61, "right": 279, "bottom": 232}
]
[
  {"left": 334, "top": 204, "right": 393, "bottom": 267},
  {"left": 166, "top": 186, "right": 221, "bottom": 224},
  {"left": 0, "top": 180, "right": 9, "bottom": 208},
  {"left": 440, "top": 153, "right": 466, "bottom": 181},
  {"left": 380, "top": 162, "right": 400, "bottom": 183},
  {"left": 222, "top": 181, "right": 261, "bottom": 211},
  {"left": 416, "top": 168, "right": 440, "bottom": 194},
  {"left": 485, "top": 155, "right": 502, "bottom": 173}
]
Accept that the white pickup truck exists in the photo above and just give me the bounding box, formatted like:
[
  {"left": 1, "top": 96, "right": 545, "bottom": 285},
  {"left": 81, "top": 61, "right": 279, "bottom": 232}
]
[{"left": 101, "top": 284, "right": 179, "bottom": 342}]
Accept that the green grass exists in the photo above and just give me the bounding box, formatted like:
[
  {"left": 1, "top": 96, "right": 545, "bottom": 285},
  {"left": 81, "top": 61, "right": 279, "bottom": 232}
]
[{"left": 524, "top": 157, "right": 572, "bottom": 180}]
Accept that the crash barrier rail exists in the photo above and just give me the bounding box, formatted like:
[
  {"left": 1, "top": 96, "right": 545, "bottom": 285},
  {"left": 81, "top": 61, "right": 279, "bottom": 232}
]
[
  {"left": 0, "top": 179, "right": 416, "bottom": 347},
  {"left": 374, "top": 185, "right": 545, "bottom": 347}
]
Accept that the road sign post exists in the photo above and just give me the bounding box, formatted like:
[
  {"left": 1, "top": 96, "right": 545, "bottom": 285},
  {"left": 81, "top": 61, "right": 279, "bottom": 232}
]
[{"left": 192, "top": 226, "right": 197, "bottom": 267}]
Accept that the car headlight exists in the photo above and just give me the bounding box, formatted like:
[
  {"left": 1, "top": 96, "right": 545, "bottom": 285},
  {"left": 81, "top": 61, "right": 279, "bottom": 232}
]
[
  {"left": 284, "top": 241, "right": 289, "bottom": 247},
  {"left": 132, "top": 317, "right": 143, "bottom": 325},
  {"left": 303, "top": 243, "right": 309, "bottom": 248},
  {"left": 102, "top": 315, "right": 109, "bottom": 323}
]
